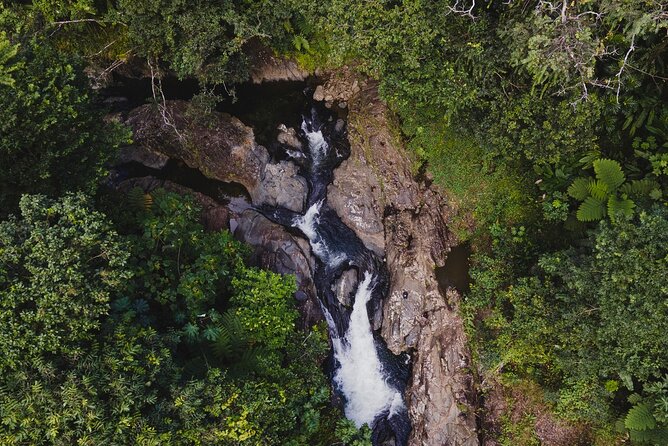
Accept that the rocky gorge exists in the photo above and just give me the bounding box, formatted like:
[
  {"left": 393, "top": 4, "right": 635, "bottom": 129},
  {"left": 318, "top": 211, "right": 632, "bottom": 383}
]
[{"left": 111, "top": 67, "right": 479, "bottom": 446}]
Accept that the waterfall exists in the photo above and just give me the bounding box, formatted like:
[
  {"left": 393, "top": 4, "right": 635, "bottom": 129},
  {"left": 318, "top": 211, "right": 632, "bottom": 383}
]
[
  {"left": 258, "top": 102, "right": 411, "bottom": 446},
  {"left": 332, "top": 271, "right": 404, "bottom": 427}
]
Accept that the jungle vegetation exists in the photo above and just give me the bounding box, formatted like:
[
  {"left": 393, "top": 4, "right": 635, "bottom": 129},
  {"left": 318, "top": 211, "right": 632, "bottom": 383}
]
[{"left": 1, "top": 0, "right": 667, "bottom": 444}]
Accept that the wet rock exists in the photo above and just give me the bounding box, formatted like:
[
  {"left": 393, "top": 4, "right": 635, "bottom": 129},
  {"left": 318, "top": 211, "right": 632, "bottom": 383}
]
[
  {"left": 333, "top": 269, "right": 358, "bottom": 307},
  {"left": 328, "top": 75, "right": 478, "bottom": 446},
  {"left": 313, "top": 85, "right": 325, "bottom": 102},
  {"left": 257, "top": 161, "right": 307, "bottom": 213},
  {"left": 277, "top": 124, "right": 302, "bottom": 149}
]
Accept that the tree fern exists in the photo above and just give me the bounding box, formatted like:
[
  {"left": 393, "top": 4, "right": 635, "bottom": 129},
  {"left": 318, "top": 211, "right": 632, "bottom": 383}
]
[
  {"left": 594, "top": 159, "right": 625, "bottom": 190},
  {"left": 576, "top": 197, "right": 606, "bottom": 222},
  {"left": 127, "top": 187, "right": 153, "bottom": 211},
  {"left": 568, "top": 177, "right": 591, "bottom": 200},
  {"left": 626, "top": 403, "right": 656, "bottom": 431},
  {"left": 211, "top": 310, "right": 248, "bottom": 361},
  {"left": 620, "top": 179, "right": 661, "bottom": 200},
  {"left": 588, "top": 179, "right": 610, "bottom": 200},
  {"left": 607, "top": 195, "right": 635, "bottom": 221}
]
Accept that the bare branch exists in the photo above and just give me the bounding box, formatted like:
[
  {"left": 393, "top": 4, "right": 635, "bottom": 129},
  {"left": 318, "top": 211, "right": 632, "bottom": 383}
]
[
  {"left": 615, "top": 34, "right": 636, "bottom": 103},
  {"left": 148, "top": 59, "right": 185, "bottom": 141},
  {"left": 446, "top": 0, "right": 477, "bottom": 19},
  {"left": 51, "top": 18, "right": 102, "bottom": 25}
]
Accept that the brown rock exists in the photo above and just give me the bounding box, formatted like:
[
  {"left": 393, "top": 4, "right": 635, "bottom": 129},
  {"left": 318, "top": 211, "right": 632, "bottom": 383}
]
[
  {"left": 313, "top": 85, "right": 326, "bottom": 102},
  {"left": 247, "top": 41, "right": 308, "bottom": 84},
  {"left": 328, "top": 76, "right": 479, "bottom": 446},
  {"left": 126, "top": 100, "right": 268, "bottom": 193}
]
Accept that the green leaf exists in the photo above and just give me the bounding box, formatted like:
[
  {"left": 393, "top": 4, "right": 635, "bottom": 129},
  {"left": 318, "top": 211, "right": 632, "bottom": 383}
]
[
  {"left": 607, "top": 195, "right": 635, "bottom": 222},
  {"left": 588, "top": 179, "right": 610, "bottom": 201},
  {"left": 576, "top": 197, "right": 606, "bottom": 222},
  {"left": 594, "top": 159, "right": 625, "bottom": 191},
  {"left": 619, "top": 179, "right": 660, "bottom": 198},
  {"left": 567, "top": 177, "right": 592, "bottom": 200},
  {"left": 625, "top": 403, "right": 656, "bottom": 431}
]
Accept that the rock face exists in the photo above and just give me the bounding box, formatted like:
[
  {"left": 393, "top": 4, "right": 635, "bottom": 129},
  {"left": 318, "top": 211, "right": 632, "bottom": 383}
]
[
  {"left": 325, "top": 69, "right": 479, "bottom": 446},
  {"left": 246, "top": 42, "right": 308, "bottom": 84},
  {"left": 125, "top": 101, "right": 307, "bottom": 213}
]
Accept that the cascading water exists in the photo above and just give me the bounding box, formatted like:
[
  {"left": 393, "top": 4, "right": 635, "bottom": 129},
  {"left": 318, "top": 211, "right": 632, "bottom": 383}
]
[{"left": 257, "top": 100, "right": 411, "bottom": 445}]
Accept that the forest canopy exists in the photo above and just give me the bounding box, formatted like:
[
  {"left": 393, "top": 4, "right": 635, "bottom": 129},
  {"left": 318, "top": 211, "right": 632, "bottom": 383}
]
[{"left": 0, "top": 0, "right": 667, "bottom": 444}]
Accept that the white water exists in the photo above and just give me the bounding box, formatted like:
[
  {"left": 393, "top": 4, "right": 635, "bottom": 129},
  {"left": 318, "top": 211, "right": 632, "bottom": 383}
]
[
  {"left": 301, "top": 121, "right": 328, "bottom": 166},
  {"left": 296, "top": 117, "right": 404, "bottom": 430},
  {"left": 293, "top": 199, "right": 346, "bottom": 268},
  {"left": 332, "top": 272, "right": 404, "bottom": 427}
]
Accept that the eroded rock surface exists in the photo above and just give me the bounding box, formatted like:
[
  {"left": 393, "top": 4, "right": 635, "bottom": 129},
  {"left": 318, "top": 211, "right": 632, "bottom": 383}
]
[
  {"left": 247, "top": 43, "right": 308, "bottom": 84},
  {"left": 324, "top": 70, "right": 479, "bottom": 446},
  {"left": 125, "top": 101, "right": 307, "bottom": 213},
  {"left": 126, "top": 101, "right": 266, "bottom": 190}
]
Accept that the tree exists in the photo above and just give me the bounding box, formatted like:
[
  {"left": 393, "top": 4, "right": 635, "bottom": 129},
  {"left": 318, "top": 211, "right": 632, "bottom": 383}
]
[
  {"left": 0, "top": 191, "right": 360, "bottom": 445},
  {"left": 476, "top": 207, "right": 668, "bottom": 422},
  {"left": 0, "top": 33, "right": 128, "bottom": 213},
  {"left": 0, "top": 193, "right": 130, "bottom": 373}
]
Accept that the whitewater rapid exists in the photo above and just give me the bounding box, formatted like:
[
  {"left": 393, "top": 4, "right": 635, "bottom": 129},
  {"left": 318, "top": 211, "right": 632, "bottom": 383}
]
[
  {"left": 332, "top": 271, "right": 405, "bottom": 426},
  {"left": 258, "top": 102, "right": 411, "bottom": 445}
]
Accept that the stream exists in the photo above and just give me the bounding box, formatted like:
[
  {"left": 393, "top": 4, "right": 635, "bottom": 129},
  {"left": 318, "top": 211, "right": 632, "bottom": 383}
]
[{"left": 256, "top": 101, "right": 411, "bottom": 445}]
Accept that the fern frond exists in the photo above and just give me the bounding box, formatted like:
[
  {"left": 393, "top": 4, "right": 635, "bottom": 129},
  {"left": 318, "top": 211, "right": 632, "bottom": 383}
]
[
  {"left": 127, "top": 188, "right": 154, "bottom": 211},
  {"left": 594, "top": 159, "right": 625, "bottom": 191},
  {"left": 628, "top": 426, "right": 668, "bottom": 445},
  {"left": 568, "top": 177, "right": 592, "bottom": 200},
  {"left": 576, "top": 197, "right": 606, "bottom": 222},
  {"left": 607, "top": 195, "right": 635, "bottom": 222},
  {"left": 619, "top": 179, "right": 660, "bottom": 198},
  {"left": 588, "top": 179, "right": 610, "bottom": 200},
  {"left": 626, "top": 403, "right": 656, "bottom": 431}
]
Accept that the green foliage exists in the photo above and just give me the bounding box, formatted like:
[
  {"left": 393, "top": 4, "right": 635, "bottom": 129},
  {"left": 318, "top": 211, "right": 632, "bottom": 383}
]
[
  {"left": 0, "top": 191, "right": 352, "bottom": 444},
  {"left": 0, "top": 193, "right": 130, "bottom": 372},
  {"left": 409, "top": 122, "right": 535, "bottom": 240},
  {"left": 0, "top": 31, "right": 19, "bottom": 86},
  {"left": 231, "top": 267, "right": 298, "bottom": 349},
  {"left": 467, "top": 207, "right": 668, "bottom": 430},
  {"left": 0, "top": 32, "right": 129, "bottom": 213},
  {"left": 334, "top": 418, "right": 372, "bottom": 446},
  {"left": 111, "top": 0, "right": 305, "bottom": 84},
  {"left": 567, "top": 158, "right": 654, "bottom": 222}
]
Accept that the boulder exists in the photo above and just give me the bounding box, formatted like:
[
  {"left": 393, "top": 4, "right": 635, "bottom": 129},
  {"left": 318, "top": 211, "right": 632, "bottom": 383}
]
[
  {"left": 257, "top": 161, "right": 307, "bottom": 213},
  {"left": 125, "top": 100, "right": 307, "bottom": 212},
  {"left": 277, "top": 124, "right": 303, "bottom": 149},
  {"left": 333, "top": 268, "right": 358, "bottom": 307},
  {"left": 126, "top": 100, "right": 268, "bottom": 193},
  {"left": 313, "top": 85, "right": 325, "bottom": 102}
]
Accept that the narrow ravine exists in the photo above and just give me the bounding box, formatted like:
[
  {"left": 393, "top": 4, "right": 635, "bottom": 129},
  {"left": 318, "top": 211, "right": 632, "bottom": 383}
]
[{"left": 256, "top": 102, "right": 411, "bottom": 445}]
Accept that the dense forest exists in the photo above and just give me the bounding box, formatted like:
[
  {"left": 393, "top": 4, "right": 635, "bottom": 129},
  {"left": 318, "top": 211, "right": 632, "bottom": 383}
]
[{"left": 1, "top": 1, "right": 667, "bottom": 445}]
